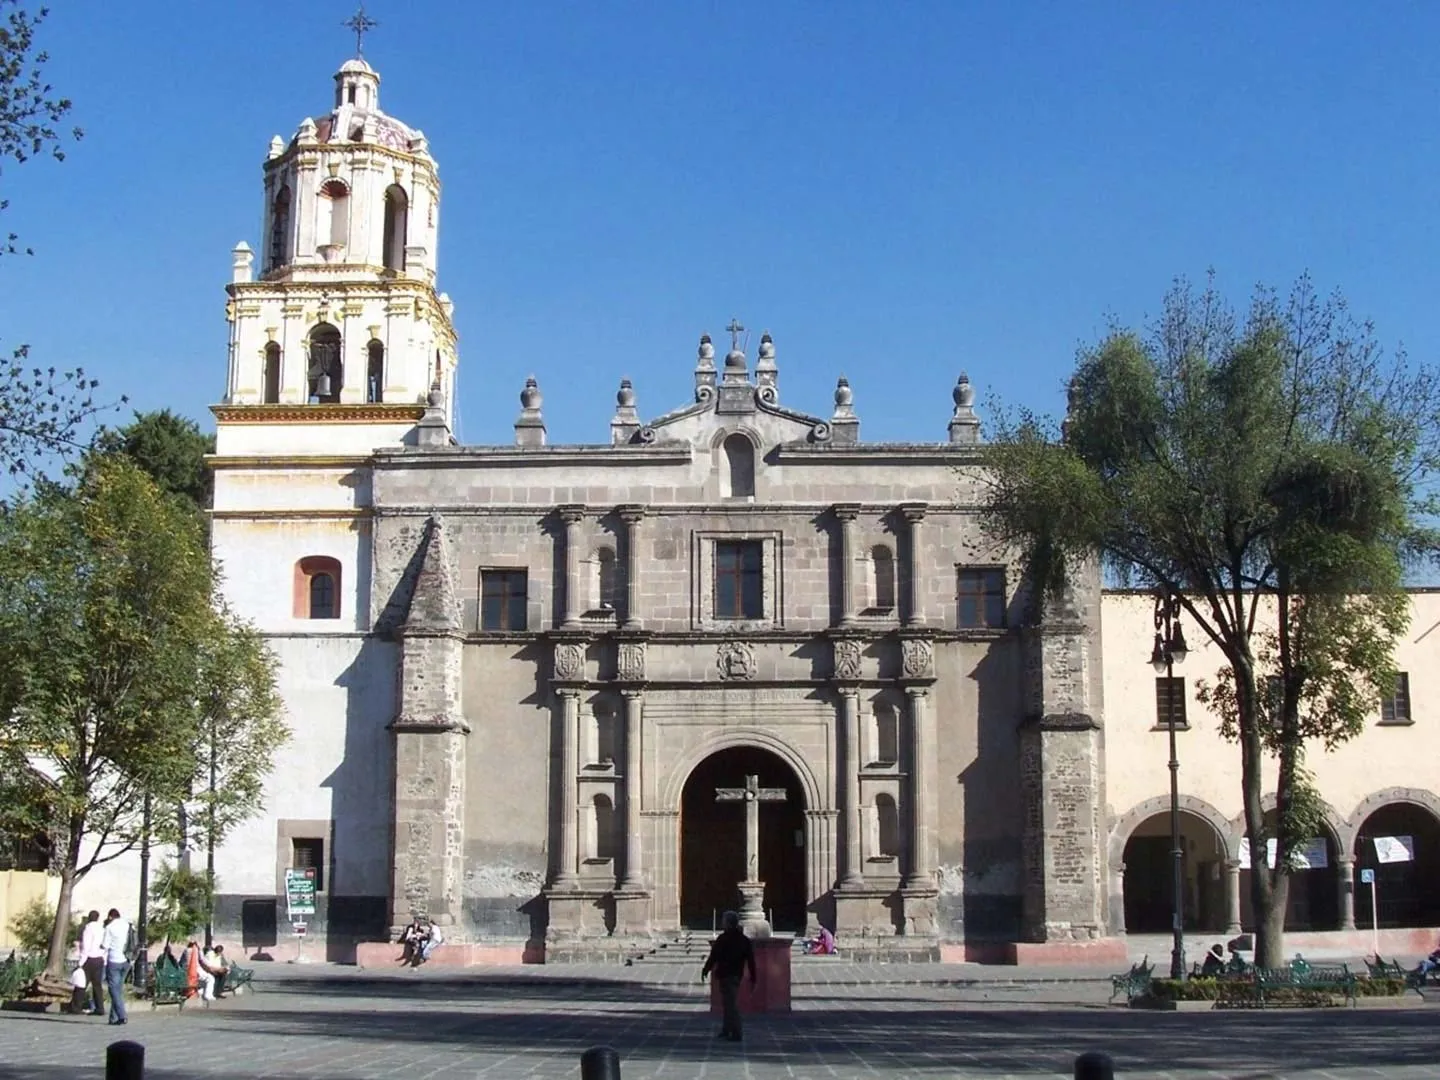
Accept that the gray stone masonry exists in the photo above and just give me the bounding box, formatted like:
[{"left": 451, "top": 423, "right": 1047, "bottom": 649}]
[{"left": 373, "top": 335, "right": 1112, "bottom": 955}]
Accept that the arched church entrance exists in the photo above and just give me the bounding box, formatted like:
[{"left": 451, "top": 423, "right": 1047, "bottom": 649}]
[
  {"left": 1353, "top": 801, "right": 1440, "bottom": 928},
  {"left": 1121, "top": 810, "right": 1229, "bottom": 933},
  {"left": 680, "top": 745, "right": 806, "bottom": 932}
]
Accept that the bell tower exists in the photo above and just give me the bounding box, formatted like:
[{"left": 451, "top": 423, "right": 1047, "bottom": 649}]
[{"left": 215, "top": 52, "right": 457, "bottom": 454}]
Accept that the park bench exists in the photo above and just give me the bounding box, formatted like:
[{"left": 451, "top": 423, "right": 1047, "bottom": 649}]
[
  {"left": 149, "top": 956, "right": 201, "bottom": 1010},
  {"left": 1403, "top": 963, "right": 1438, "bottom": 996},
  {"left": 1215, "top": 957, "right": 1356, "bottom": 1008},
  {"left": 220, "top": 963, "right": 255, "bottom": 996},
  {"left": 1109, "top": 956, "right": 1153, "bottom": 1002}
]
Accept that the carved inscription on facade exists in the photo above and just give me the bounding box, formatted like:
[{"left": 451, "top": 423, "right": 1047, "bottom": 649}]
[
  {"left": 617, "top": 641, "right": 647, "bottom": 682},
  {"left": 716, "top": 641, "right": 756, "bottom": 681},
  {"left": 832, "top": 638, "right": 862, "bottom": 681},
  {"left": 554, "top": 642, "right": 584, "bottom": 680},
  {"left": 901, "top": 638, "right": 934, "bottom": 679}
]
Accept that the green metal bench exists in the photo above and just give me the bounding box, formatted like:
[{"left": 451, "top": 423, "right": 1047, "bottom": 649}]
[
  {"left": 1109, "top": 956, "right": 1154, "bottom": 1002},
  {"left": 220, "top": 963, "right": 255, "bottom": 996},
  {"left": 149, "top": 957, "right": 201, "bottom": 1010},
  {"left": 1216, "top": 957, "right": 1356, "bottom": 1008}
]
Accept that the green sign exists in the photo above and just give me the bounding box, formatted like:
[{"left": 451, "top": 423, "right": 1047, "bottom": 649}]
[{"left": 285, "top": 868, "right": 317, "bottom": 917}]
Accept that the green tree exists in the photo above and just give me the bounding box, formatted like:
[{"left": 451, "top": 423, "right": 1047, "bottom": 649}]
[
  {"left": 981, "top": 275, "right": 1439, "bottom": 967},
  {"left": 91, "top": 409, "right": 215, "bottom": 511},
  {"left": 0, "top": 458, "right": 287, "bottom": 974},
  {"left": 1, "top": 2, "right": 108, "bottom": 483},
  {"left": 146, "top": 861, "right": 215, "bottom": 947}
]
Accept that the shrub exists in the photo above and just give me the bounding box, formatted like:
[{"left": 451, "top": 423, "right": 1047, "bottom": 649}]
[
  {"left": 0, "top": 953, "right": 46, "bottom": 1000},
  {"left": 147, "top": 861, "right": 215, "bottom": 947},
  {"left": 6, "top": 898, "right": 81, "bottom": 956}
]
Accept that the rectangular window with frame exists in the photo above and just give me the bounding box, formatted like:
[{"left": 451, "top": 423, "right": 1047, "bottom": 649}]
[
  {"left": 480, "top": 569, "right": 528, "bottom": 631},
  {"left": 714, "top": 540, "right": 764, "bottom": 620},
  {"left": 1380, "top": 672, "right": 1411, "bottom": 725},
  {"left": 1154, "top": 676, "right": 1188, "bottom": 729},
  {"left": 956, "top": 567, "right": 1006, "bottom": 629},
  {"left": 291, "top": 837, "right": 325, "bottom": 892}
]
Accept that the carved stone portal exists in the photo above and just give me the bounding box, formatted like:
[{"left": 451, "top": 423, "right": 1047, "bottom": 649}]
[{"left": 716, "top": 640, "right": 756, "bottom": 681}]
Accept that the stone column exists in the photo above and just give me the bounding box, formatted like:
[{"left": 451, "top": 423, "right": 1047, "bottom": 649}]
[
  {"left": 838, "top": 687, "right": 864, "bottom": 887},
  {"left": 903, "top": 686, "right": 934, "bottom": 887},
  {"left": 552, "top": 688, "right": 581, "bottom": 889},
  {"left": 900, "top": 503, "right": 927, "bottom": 626},
  {"left": 620, "top": 689, "right": 645, "bottom": 890},
  {"left": 1338, "top": 857, "right": 1357, "bottom": 931},
  {"left": 559, "top": 506, "right": 585, "bottom": 629},
  {"left": 1224, "top": 860, "right": 1243, "bottom": 935},
  {"left": 835, "top": 503, "right": 860, "bottom": 627},
  {"left": 619, "top": 505, "right": 644, "bottom": 629}
]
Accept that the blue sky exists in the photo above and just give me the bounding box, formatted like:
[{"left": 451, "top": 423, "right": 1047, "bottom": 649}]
[{"left": 3, "top": 1, "right": 1439, "bottom": 446}]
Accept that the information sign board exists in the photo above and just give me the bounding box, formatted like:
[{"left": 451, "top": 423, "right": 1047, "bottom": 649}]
[{"left": 285, "top": 867, "right": 317, "bottom": 917}]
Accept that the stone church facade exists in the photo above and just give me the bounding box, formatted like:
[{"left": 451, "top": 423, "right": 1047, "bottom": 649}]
[
  {"left": 44, "top": 52, "right": 1440, "bottom": 965},
  {"left": 182, "top": 55, "right": 1114, "bottom": 962}
]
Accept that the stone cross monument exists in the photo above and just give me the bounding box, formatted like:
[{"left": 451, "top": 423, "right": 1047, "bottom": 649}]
[{"left": 715, "top": 773, "right": 787, "bottom": 936}]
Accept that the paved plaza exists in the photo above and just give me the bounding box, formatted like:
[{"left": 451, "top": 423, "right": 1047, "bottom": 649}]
[{"left": 1, "top": 963, "right": 1436, "bottom": 1080}]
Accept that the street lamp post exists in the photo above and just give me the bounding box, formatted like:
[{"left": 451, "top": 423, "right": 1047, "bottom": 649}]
[{"left": 1150, "top": 590, "right": 1190, "bottom": 981}]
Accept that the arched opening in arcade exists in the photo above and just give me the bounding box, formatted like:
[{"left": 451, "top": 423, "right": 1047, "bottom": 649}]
[
  {"left": 1353, "top": 801, "right": 1440, "bottom": 929},
  {"left": 680, "top": 745, "right": 806, "bottom": 933},
  {"left": 1121, "top": 810, "right": 1229, "bottom": 933},
  {"left": 1239, "top": 811, "right": 1341, "bottom": 931}
]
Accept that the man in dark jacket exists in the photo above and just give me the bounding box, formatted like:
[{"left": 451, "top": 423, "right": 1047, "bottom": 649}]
[{"left": 700, "top": 911, "right": 757, "bottom": 1041}]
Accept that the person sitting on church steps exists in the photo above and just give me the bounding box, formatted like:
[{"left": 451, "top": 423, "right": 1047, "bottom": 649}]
[{"left": 701, "top": 911, "right": 756, "bottom": 1043}]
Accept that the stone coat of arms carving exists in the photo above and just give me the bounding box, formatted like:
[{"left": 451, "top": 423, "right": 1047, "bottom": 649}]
[
  {"left": 617, "top": 641, "right": 646, "bottom": 682},
  {"left": 901, "top": 638, "right": 934, "bottom": 679},
  {"left": 716, "top": 641, "right": 756, "bottom": 681},
  {"left": 832, "top": 638, "right": 862, "bottom": 681},
  {"left": 554, "top": 642, "right": 584, "bottom": 680}
]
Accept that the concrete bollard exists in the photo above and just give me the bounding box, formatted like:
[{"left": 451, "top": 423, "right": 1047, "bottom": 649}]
[
  {"left": 106, "top": 1040, "right": 145, "bottom": 1080},
  {"left": 1074, "top": 1051, "right": 1115, "bottom": 1080},
  {"left": 580, "top": 1046, "right": 621, "bottom": 1080}
]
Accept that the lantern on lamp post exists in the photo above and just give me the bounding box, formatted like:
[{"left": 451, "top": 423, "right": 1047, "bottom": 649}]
[{"left": 1151, "top": 589, "right": 1190, "bottom": 980}]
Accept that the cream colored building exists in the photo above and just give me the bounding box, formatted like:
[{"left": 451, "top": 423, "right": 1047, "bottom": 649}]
[{"left": 1102, "top": 590, "right": 1440, "bottom": 943}]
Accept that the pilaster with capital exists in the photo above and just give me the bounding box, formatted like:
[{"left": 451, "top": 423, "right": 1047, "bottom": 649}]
[
  {"left": 1224, "top": 860, "right": 1243, "bottom": 935},
  {"left": 558, "top": 505, "right": 585, "bottom": 629},
  {"left": 1338, "top": 857, "right": 1357, "bottom": 930},
  {"left": 900, "top": 503, "right": 927, "bottom": 626},
  {"left": 834, "top": 503, "right": 860, "bottom": 626},
  {"left": 550, "top": 687, "right": 582, "bottom": 890},
  {"left": 618, "top": 505, "right": 645, "bottom": 629},
  {"left": 620, "top": 689, "right": 646, "bottom": 890},
  {"left": 837, "top": 687, "right": 864, "bottom": 887}
]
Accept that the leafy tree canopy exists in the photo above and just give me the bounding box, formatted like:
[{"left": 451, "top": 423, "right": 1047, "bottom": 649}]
[
  {"left": 0, "top": 457, "right": 287, "bottom": 972},
  {"left": 981, "top": 274, "right": 1440, "bottom": 965},
  {"left": 92, "top": 409, "right": 216, "bottom": 511}
]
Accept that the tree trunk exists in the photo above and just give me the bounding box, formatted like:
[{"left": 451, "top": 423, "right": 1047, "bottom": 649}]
[
  {"left": 1256, "top": 870, "right": 1290, "bottom": 968},
  {"left": 45, "top": 865, "right": 77, "bottom": 977}
]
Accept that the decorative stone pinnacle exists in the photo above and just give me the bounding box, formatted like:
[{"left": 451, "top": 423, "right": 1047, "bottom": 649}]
[
  {"left": 949, "top": 371, "right": 981, "bottom": 445},
  {"left": 617, "top": 378, "right": 636, "bottom": 409},
  {"left": 520, "top": 375, "right": 542, "bottom": 410},
  {"left": 515, "top": 375, "right": 546, "bottom": 446},
  {"left": 834, "top": 376, "right": 853, "bottom": 410}
]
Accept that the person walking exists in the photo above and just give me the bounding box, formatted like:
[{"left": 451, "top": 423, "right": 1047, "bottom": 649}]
[
  {"left": 79, "top": 910, "right": 106, "bottom": 1015},
  {"left": 100, "top": 908, "right": 132, "bottom": 1026},
  {"left": 700, "top": 911, "right": 756, "bottom": 1043}
]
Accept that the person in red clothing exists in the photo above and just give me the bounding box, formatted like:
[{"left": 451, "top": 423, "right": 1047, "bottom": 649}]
[{"left": 700, "top": 911, "right": 756, "bottom": 1042}]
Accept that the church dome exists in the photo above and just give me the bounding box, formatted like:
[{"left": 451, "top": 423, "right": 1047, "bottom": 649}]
[{"left": 338, "top": 57, "right": 376, "bottom": 75}]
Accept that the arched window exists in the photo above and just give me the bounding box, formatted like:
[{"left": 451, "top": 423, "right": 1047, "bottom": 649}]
[
  {"left": 871, "top": 545, "right": 896, "bottom": 611},
  {"left": 873, "top": 703, "right": 899, "bottom": 765},
  {"left": 593, "top": 795, "right": 617, "bottom": 862},
  {"left": 876, "top": 795, "right": 900, "bottom": 858},
  {"left": 721, "top": 433, "right": 755, "bottom": 498},
  {"left": 383, "top": 185, "right": 409, "bottom": 271},
  {"left": 317, "top": 179, "right": 349, "bottom": 254},
  {"left": 294, "top": 556, "right": 343, "bottom": 620},
  {"left": 596, "top": 548, "right": 618, "bottom": 612},
  {"left": 307, "top": 323, "right": 342, "bottom": 403},
  {"left": 366, "top": 340, "right": 384, "bottom": 403},
  {"left": 263, "top": 343, "right": 281, "bottom": 404},
  {"left": 269, "top": 186, "right": 291, "bottom": 271}
]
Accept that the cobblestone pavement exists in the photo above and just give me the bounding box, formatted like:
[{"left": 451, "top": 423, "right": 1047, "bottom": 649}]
[{"left": 1, "top": 964, "right": 1436, "bottom": 1080}]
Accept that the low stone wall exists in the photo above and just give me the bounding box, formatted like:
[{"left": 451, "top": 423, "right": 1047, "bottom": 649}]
[
  {"left": 354, "top": 941, "right": 544, "bottom": 968},
  {"left": 945, "top": 938, "right": 1128, "bottom": 966}
]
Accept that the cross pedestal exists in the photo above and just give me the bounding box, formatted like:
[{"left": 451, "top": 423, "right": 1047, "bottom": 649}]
[{"left": 715, "top": 773, "right": 788, "bottom": 938}]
